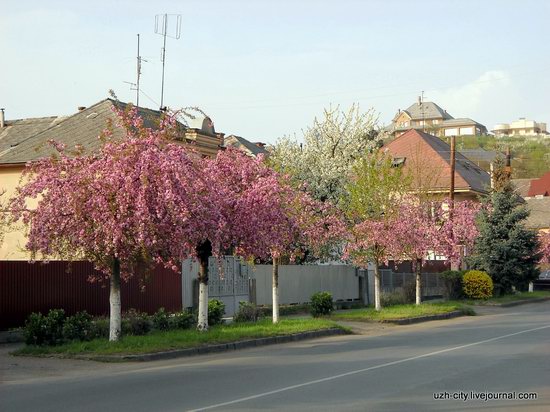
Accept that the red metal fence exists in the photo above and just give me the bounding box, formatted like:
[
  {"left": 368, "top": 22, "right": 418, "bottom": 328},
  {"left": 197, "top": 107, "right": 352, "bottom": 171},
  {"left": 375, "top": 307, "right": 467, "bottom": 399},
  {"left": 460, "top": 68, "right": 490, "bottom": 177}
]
[{"left": 0, "top": 261, "right": 182, "bottom": 330}]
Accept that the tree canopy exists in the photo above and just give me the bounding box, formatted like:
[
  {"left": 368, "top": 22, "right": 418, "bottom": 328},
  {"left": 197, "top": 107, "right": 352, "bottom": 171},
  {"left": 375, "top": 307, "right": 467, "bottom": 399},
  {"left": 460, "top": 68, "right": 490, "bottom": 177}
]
[
  {"left": 468, "top": 183, "right": 541, "bottom": 294},
  {"left": 270, "top": 104, "right": 381, "bottom": 205}
]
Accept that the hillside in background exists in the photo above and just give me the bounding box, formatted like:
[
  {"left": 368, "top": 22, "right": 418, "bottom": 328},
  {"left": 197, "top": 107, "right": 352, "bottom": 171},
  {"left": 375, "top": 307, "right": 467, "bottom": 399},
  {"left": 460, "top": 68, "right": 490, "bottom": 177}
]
[{"left": 441, "top": 135, "right": 550, "bottom": 179}]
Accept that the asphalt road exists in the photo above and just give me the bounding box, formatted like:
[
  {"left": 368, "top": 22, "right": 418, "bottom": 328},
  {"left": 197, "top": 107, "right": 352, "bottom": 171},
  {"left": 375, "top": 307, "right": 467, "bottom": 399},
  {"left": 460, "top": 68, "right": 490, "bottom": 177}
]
[{"left": 1, "top": 302, "right": 550, "bottom": 412}]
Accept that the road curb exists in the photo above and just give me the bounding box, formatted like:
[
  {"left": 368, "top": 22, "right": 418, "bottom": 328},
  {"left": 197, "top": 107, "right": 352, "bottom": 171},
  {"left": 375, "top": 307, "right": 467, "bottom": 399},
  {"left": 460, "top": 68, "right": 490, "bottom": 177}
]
[
  {"left": 380, "top": 310, "right": 465, "bottom": 325},
  {"left": 492, "top": 296, "right": 550, "bottom": 308},
  {"left": 0, "top": 330, "right": 24, "bottom": 344},
  {"left": 78, "top": 328, "right": 348, "bottom": 362}
]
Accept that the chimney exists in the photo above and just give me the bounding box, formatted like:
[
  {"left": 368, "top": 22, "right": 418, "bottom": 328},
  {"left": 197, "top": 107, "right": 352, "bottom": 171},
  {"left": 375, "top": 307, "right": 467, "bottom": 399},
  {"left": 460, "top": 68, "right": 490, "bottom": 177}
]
[
  {"left": 78, "top": 106, "right": 86, "bottom": 112},
  {"left": 418, "top": 96, "right": 422, "bottom": 105},
  {"left": 0, "top": 108, "right": 4, "bottom": 128},
  {"left": 254, "top": 142, "right": 266, "bottom": 148}
]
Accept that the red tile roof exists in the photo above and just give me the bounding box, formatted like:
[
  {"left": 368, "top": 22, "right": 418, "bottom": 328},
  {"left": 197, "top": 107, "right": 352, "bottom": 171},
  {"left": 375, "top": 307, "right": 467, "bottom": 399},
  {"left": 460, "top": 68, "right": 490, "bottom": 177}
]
[
  {"left": 527, "top": 171, "right": 550, "bottom": 197},
  {"left": 382, "top": 129, "right": 490, "bottom": 195}
]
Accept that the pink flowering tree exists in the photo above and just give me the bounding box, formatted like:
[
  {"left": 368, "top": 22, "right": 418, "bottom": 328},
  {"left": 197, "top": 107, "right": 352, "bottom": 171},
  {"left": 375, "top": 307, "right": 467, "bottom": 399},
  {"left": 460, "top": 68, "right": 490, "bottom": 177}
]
[
  {"left": 206, "top": 149, "right": 346, "bottom": 324},
  {"left": 9, "top": 105, "right": 224, "bottom": 341},
  {"left": 344, "top": 218, "right": 399, "bottom": 311},
  {"left": 390, "top": 198, "right": 439, "bottom": 305},
  {"left": 268, "top": 190, "right": 346, "bottom": 323},
  {"left": 432, "top": 200, "right": 481, "bottom": 268},
  {"left": 539, "top": 231, "right": 550, "bottom": 266},
  {"left": 200, "top": 149, "right": 287, "bottom": 329}
]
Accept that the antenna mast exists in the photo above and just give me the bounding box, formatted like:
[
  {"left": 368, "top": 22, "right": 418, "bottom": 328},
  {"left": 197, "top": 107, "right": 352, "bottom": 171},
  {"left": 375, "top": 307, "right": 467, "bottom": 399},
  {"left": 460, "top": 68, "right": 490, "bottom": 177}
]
[
  {"left": 155, "top": 14, "right": 182, "bottom": 111},
  {"left": 136, "top": 34, "right": 141, "bottom": 107}
]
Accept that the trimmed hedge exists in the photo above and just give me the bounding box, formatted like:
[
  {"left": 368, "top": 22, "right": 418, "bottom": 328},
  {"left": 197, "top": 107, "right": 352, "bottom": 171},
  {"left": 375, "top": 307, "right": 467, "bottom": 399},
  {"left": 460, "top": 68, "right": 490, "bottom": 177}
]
[{"left": 463, "top": 270, "right": 493, "bottom": 300}]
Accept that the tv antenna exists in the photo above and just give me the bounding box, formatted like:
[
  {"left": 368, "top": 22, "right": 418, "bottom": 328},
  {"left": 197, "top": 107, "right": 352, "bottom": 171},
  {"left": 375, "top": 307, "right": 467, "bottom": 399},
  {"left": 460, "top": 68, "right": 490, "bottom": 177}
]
[
  {"left": 155, "top": 14, "right": 182, "bottom": 111},
  {"left": 124, "top": 34, "right": 148, "bottom": 107}
]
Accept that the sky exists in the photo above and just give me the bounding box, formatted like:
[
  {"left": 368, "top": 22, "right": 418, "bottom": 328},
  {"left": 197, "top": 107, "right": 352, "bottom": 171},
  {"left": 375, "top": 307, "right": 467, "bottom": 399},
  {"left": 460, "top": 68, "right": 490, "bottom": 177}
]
[{"left": 1, "top": 0, "right": 550, "bottom": 144}]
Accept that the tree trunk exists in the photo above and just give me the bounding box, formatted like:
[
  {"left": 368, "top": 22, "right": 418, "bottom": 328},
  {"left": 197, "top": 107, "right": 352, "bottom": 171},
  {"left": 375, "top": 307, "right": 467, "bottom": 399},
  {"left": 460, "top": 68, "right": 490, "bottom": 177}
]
[
  {"left": 415, "top": 261, "right": 422, "bottom": 305},
  {"left": 374, "top": 263, "right": 381, "bottom": 311},
  {"left": 272, "top": 257, "right": 279, "bottom": 324},
  {"left": 196, "top": 240, "right": 212, "bottom": 332},
  {"left": 109, "top": 258, "right": 122, "bottom": 342}
]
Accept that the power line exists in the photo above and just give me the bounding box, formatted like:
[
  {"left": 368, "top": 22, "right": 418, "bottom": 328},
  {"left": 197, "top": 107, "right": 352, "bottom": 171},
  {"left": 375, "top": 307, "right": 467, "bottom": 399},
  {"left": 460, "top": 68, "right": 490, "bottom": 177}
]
[{"left": 204, "top": 65, "right": 550, "bottom": 111}]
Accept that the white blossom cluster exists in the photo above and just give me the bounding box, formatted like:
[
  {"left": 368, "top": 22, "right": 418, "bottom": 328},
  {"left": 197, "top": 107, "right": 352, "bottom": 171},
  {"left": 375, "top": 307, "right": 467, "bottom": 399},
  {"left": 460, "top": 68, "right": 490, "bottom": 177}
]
[{"left": 271, "top": 104, "right": 381, "bottom": 206}]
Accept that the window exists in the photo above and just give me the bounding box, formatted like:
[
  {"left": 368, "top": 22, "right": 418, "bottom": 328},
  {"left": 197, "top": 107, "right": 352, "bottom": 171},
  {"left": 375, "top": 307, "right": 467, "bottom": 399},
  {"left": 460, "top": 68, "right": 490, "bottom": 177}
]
[{"left": 392, "top": 157, "right": 406, "bottom": 168}]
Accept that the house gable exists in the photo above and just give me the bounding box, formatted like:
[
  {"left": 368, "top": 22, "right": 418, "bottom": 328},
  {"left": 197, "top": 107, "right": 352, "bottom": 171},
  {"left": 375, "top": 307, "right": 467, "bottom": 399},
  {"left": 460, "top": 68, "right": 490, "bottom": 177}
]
[{"left": 382, "top": 129, "right": 490, "bottom": 197}]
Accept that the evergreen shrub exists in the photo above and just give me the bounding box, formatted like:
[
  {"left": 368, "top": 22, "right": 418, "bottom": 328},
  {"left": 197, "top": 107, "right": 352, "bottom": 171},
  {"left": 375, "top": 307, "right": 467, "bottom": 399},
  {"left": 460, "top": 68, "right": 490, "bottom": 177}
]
[{"left": 462, "top": 270, "right": 493, "bottom": 300}]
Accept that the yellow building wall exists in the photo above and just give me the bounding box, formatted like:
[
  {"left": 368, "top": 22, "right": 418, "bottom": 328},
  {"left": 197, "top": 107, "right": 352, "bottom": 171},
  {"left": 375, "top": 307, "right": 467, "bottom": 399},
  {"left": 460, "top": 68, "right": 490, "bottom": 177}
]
[{"left": 1, "top": 165, "right": 35, "bottom": 260}]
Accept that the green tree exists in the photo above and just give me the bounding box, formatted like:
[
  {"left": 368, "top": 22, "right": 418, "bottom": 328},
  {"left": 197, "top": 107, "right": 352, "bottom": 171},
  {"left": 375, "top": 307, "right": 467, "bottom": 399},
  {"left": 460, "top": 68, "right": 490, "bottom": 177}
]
[
  {"left": 468, "top": 182, "right": 540, "bottom": 295},
  {"left": 269, "top": 104, "right": 380, "bottom": 206},
  {"left": 343, "top": 153, "right": 410, "bottom": 310}
]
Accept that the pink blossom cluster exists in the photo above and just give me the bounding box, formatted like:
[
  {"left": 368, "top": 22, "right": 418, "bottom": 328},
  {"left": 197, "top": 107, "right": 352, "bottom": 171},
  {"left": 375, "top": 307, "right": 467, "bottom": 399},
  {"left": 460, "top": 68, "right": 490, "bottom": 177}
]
[
  {"left": 539, "top": 231, "right": 550, "bottom": 265},
  {"left": 345, "top": 197, "right": 480, "bottom": 269},
  {"left": 9, "top": 106, "right": 345, "bottom": 280}
]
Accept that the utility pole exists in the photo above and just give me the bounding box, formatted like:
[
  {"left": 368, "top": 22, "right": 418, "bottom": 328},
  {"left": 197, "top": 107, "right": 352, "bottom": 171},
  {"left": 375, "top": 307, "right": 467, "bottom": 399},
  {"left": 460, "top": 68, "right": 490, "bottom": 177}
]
[
  {"left": 505, "top": 146, "right": 512, "bottom": 179},
  {"left": 449, "top": 134, "right": 458, "bottom": 269},
  {"left": 450, "top": 135, "right": 456, "bottom": 204}
]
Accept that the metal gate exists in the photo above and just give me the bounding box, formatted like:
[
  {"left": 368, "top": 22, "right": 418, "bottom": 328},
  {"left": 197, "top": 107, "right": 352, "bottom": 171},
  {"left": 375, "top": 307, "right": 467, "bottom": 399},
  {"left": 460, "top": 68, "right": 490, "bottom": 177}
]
[{"left": 182, "top": 256, "right": 251, "bottom": 316}]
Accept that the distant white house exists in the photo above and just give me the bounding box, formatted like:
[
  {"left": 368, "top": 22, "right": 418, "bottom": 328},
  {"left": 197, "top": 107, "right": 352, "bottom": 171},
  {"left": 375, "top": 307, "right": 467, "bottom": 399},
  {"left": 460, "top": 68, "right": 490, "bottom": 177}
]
[{"left": 492, "top": 118, "right": 548, "bottom": 137}]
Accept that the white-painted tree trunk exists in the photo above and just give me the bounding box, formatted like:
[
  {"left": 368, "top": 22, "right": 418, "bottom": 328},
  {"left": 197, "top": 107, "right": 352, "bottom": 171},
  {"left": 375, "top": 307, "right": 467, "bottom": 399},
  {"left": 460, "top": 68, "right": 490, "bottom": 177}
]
[
  {"left": 196, "top": 240, "right": 212, "bottom": 332},
  {"left": 197, "top": 280, "right": 209, "bottom": 331},
  {"left": 415, "top": 267, "right": 422, "bottom": 305},
  {"left": 109, "top": 258, "right": 122, "bottom": 342},
  {"left": 374, "top": 264, "right": 381, "bottom": 311},
  {"left": 272, "top": 257, "right": 279, "bottom": 324}
]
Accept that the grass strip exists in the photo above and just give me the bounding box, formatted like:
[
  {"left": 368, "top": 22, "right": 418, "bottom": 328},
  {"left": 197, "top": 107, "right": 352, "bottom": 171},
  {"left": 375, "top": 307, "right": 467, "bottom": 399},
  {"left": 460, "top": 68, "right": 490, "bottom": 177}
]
[
  {"left": 460, "top": 290, "right": 550, "bottom": 305},
  {"left": 14, "top": 318, "right": 346, "bottom": 357},
  {"left": 330, "top": 302, "right": 473, "bottom": 322}
]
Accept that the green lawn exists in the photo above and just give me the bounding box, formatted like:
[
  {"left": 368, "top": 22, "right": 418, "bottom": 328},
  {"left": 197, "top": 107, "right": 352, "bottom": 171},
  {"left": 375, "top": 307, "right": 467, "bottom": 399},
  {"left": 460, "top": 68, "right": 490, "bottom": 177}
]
[
  {"left": 14, "top": 318, "right": 347, "bottom": 357},
  {"left": 459, "top": 290, "right": 550, "bottom": 305},
  {"left": 330, "top": 302, "right": 473, "bottom": 322}
]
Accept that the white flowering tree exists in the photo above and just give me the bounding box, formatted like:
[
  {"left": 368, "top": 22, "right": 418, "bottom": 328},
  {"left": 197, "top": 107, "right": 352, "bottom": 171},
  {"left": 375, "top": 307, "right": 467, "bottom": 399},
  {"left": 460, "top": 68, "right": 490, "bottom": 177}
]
[{"left": 270, "top": 104, "right": 380, "bottom": 206}]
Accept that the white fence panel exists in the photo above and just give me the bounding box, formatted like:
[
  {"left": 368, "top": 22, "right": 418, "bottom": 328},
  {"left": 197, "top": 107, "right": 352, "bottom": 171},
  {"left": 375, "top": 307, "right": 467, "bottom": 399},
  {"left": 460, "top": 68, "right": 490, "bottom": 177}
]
[{"left": 252, "top": 264, "right": 360, "bottom": 305}]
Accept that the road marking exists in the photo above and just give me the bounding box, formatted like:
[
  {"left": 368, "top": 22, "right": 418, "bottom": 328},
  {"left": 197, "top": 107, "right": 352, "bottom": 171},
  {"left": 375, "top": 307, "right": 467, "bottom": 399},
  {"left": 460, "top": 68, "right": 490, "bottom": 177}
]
[{"left": 188, "top": 324, "right": 550, "bottom": 411}]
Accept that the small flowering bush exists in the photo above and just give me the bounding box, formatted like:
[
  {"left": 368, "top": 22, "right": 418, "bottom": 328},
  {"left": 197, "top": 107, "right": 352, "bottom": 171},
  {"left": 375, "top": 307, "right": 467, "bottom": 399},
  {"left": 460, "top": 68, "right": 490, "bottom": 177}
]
[
  {"left": 63, "top": 311, "right": 94, "bottom": 342},
  {"left": 151, "top": 307, "right": 170, "bottom": 331},
  {"left": 24, "top": 309, "right": 66, "bottom": 346},
  {"left": 168, "top": 311, "right": 195, "bottom": 330},
  {"left": 122, "top": 309, "right": 152, "bottom": 336}
]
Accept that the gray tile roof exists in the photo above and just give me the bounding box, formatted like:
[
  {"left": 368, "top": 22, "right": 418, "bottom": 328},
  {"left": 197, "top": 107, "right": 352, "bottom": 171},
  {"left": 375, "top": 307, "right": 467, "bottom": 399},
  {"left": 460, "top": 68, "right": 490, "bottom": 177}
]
[
  {"left": 458, "top": 149, "right": 498, "bottom": 163},
  {"left": 0, "top": 99, "right": 186, "bottom": 165},
  {"left": 224, "top": 135, "right": 267, "bottom": 157},
  {"left": 403, "top": 102, "right": 454, "bottom": 120},
  {"left": 441, "top": 118, "right": 487, "bottom": 129},
  {"left": 525, "top": 197, "right": 550, "bottom": 229},
  {"left": 0, "top": 116, "right": 66, "bottom": 155},
  {"left": 511, "top": 178, "right": 533, "bottom": 198},
  {"left": 416, "top": 130, "right": 491, "bottom": 194}
]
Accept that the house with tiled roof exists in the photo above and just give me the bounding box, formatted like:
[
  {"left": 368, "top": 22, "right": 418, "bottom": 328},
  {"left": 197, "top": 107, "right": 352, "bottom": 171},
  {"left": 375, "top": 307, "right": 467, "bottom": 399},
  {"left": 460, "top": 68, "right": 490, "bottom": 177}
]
[
  {"left": 387, "top": 100, "right": 488, "bottom": 139},
  {"left": 512, "top": 171, "right": 550, "bottom": 234},
  {"left": 527, "top": 171, "right": 550, "bottom": 198},
  {"left": 224, "top": 135, "right": 268, "bottom": 157},
  {"left": 382, "top": 129, "right": 491, "bottom": 201},
  {"left": 0, "top": 99, "right": 225, "bottom": 260}
]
